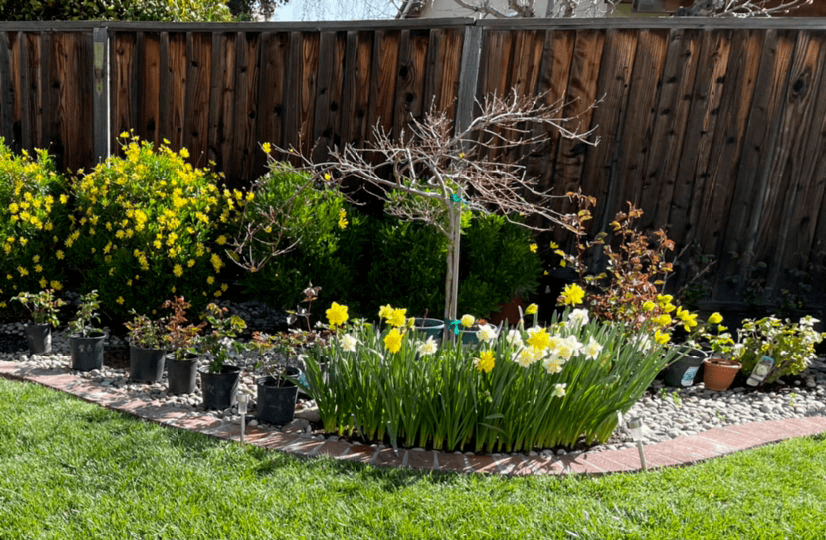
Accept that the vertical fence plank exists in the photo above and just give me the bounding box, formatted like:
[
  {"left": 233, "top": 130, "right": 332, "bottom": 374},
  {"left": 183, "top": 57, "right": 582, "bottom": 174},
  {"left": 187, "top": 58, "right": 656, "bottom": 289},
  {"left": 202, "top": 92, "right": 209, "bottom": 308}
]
[
  {"left": 368, "top": 29, "right": 401, "bottom": 136},
  {"left": 340, "top": 30, "right": 373, "bottom": 147},
  {"left": 698, "top": 29, "right": 765, "bottom": 296},
  {"left": 0, "top": 32, "right": 13, "bottom": 144},
  {"left": 642, "top": 28, "right": 702, "bottom": 231},
  {"left": 139, "top": 32, "right": 161, "bottom": 146},
  {"left": 393, "top": 29, "right": 429, "bottom": 139},
  {"left": 255, "top": 31, "right": 288, "bottom": 157},
  {"left": 91, "top": 28, "right": 109, "bottom": 163},
  {"left": 313, "top": 30, "right": 345, "bottom": 160},
  {"left": 578, "top": 28, "right": 637, "bottom": 228},
  {"left": 533, "top": 29, "right": 575, "bottom": 199},
  {"left": 229, "top": 31, "right": 260, "bottom": 183},
  {"left": 552, "top": 29, "right": 605, "bottom": 202},
  {"left": 671, "top": 29, "right": 731, "bottom": 245},
  {"left": 185, "top": 32, "right": 212, "bottom": 169},
  {"left": 112, "top": 31, "right": 138, "bottom": 143},
  {"left": 762, "top": 32, "right": 826, "bottom": 294}
]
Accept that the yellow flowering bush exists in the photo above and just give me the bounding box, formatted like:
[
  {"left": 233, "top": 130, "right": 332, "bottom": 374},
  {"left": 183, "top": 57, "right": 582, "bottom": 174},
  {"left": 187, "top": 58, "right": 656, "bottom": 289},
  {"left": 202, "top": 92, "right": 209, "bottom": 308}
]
[
  {"left": 65, "top": 134, "right": 241, "bottom": 317},
  {"left": 304, "top": 302, "right": 674, "bottom": 453},
  {"left": 0, "top": 141, "right": 69, "bottom": 315}
]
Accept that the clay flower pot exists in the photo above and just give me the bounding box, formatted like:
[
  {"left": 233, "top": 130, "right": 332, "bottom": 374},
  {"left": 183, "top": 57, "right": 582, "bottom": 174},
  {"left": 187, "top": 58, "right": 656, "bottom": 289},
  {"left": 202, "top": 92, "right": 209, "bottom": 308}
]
[{"left": 703, "top": 357, "right": 741, "bottom": 392}]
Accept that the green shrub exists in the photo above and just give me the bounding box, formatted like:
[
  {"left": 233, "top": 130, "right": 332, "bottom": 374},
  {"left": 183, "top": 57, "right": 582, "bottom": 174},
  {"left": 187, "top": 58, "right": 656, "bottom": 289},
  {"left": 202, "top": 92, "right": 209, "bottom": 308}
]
[
  {"left": 0, "top": 0, "right": 235, "bottom": 21},
  {"left": 244, "top": 210, "right": 542, "bottom": 321},
  {"left": 0, "top": 142, "right": 69, "bottom": 314},
  {"left": 65, "top": 134, "right": 240, "bottom": 318},
  {"left": 306, "top": 304, "right": 675, "bottom": 453},
  {"left": 233, "top": 160, "right": 347, "bottom": 310}
]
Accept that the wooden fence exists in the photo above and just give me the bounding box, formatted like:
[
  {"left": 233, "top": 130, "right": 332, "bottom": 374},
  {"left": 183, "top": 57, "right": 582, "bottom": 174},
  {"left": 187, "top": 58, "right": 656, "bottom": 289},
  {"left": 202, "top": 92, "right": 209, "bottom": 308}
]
[{"left": 1, "top": 18, "right": 825, "bottom": 312}]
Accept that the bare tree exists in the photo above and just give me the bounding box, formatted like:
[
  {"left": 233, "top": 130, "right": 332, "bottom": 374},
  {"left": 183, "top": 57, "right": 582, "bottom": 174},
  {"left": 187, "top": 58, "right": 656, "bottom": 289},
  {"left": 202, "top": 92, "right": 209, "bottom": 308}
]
[
  {"left": 273, "top": 91, "right": 598, "bottom": 330},
  {"left": 414, "top": 0, "right": 620, "bottom": 18},
  {"left": 678, "top": 0, "right": 813, "bottom": 16}
]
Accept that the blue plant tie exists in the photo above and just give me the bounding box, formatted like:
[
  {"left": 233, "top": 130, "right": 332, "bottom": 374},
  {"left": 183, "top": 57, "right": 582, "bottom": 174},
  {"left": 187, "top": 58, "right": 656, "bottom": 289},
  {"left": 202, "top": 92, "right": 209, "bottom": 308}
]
[
  {"left": 451, "top": 193, "right": 467, "bottom": 206},
  {"left": 447, "top": 319, "right": 462, "bottom": 335}
]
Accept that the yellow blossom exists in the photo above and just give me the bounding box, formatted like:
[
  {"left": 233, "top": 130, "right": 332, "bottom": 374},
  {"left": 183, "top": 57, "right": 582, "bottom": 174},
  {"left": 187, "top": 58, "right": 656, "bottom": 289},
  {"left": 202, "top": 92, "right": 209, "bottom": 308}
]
[
  {"left": 708, "top": 312, "right": 723, "bottom": 325},
  {"left": 326, "top": 302, "right": 349, "bottom": 329},
  {"left": 461, "top": 314, "right": 476, "bottom": 328},
  {"left": 474, "top": 350, "right": 495, "bottom": 373},
  {"left": 173, "top": 264, "right": 183, "bottom": 277},
  {"left": 524, "top": 303, "right": 538, "bottom": 316},
  {"left": 384, "top": 328, "right": 403, "bottom": 354},
  {"left": 529, "top": 243, "right": 537, "bottom": 253},
  {"left": 386, "top": 308, "right": 407, "bottom": 328},
  {"left": 560, "top": 283, "right": 585, "bottom": 306}
]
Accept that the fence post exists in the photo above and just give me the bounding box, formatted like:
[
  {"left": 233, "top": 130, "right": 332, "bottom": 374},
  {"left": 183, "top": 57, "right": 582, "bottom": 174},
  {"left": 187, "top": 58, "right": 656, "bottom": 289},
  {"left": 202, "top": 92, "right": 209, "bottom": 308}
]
[
  {"left": 454, "top": 23, "right": 482, "bottom": 135},
  {"left": 92, "top": 26, "right": 110, "bottom": 162}
]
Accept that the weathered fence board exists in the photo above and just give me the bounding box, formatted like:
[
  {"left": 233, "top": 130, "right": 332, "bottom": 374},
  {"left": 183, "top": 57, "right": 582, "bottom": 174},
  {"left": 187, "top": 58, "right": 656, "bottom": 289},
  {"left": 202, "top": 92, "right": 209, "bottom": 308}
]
[{"left": 1, "top": 19, "right": 825, "bottom": 312}]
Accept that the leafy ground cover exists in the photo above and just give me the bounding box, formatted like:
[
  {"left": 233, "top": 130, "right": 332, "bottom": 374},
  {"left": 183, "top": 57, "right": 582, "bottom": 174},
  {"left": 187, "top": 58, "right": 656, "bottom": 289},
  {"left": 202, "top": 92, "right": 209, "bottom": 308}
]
[{"left": 1, "top": 377, "right": 825, "bottom": 539}]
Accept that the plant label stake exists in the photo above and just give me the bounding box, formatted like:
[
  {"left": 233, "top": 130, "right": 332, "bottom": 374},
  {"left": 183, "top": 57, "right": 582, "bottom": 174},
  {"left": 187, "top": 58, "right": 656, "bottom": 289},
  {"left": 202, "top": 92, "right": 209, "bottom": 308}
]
[
  {"left": 746, "top": 356, "right": 774, "bottom": 387},
  {"left": 237, "top": 392, "right": 249, "bottom": 444}
]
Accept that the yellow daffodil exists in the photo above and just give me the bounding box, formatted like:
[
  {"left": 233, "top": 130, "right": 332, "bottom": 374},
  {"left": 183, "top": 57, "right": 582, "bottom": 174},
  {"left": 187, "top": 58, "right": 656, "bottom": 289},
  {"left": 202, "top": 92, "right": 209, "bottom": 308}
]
[
  {"left": 384, "top": 328, "right": 403, "bottom": 354},
  {"left": 326, "top": 302, "right": 349, "bottom": 329},
  {"left": 473, "top": 350, "right": 495, "bottom": 373},
  {"left": 559, "top": 283, "right": 585, "bottom": 306}
]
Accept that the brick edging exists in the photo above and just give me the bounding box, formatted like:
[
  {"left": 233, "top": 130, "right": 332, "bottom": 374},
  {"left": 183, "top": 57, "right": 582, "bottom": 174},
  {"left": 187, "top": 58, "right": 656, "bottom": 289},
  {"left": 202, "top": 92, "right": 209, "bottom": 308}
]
[{"left": 3, "top": 360, "right": 825, "bottom": 476}]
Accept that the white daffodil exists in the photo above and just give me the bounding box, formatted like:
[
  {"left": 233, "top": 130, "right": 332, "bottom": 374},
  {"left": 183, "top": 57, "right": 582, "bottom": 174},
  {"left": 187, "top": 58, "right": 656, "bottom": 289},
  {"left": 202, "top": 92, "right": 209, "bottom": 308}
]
[
  {"left": 416, "top": 336, "right": 439, "bottom": 356},
  {"left": 542, "top": 354, "right": 565, "bottom": 374},
  {"left": 567, "top": 308, "right": 589, "bottom": 328},
  {"left": 505, "top": 329, "right": 524, "bottom": 348},
  {"left": 582, "top": 336, "right": 603, "bottom": 360},
  {"left": 477, "top": 323, "right": 499, "bottom": 343},
  {"left": 339, "top": 333, "right": 358, "bottom": 352},
  {"left": 552, "top": 383, "right": 567, "bottom": 398}
]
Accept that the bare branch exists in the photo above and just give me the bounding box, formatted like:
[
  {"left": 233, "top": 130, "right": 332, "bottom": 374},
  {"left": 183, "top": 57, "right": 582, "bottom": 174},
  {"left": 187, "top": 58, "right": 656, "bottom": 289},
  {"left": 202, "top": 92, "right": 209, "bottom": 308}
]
[{"left": 679, "top": 0, "right": 813, "bottom": 17}]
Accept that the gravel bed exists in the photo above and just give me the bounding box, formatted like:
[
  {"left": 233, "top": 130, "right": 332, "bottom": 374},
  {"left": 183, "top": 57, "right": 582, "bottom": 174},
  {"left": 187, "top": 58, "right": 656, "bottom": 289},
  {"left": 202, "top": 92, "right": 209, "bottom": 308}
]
[{"left": 2, "top": 316, "right": 824, "bottom": 458}]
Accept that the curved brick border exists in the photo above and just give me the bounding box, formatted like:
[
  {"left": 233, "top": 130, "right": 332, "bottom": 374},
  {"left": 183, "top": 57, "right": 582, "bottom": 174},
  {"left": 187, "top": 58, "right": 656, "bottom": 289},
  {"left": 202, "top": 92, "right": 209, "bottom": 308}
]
[{"left": 3, "top": 359, "right": 825, "bottom": 476}]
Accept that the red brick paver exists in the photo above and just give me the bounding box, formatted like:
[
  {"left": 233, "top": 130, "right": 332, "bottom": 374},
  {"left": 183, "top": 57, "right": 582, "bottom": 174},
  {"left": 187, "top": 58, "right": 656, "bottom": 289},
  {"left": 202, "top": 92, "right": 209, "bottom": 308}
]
[{"left": 2, "top": 359, "right": 825, "bottom": 477}]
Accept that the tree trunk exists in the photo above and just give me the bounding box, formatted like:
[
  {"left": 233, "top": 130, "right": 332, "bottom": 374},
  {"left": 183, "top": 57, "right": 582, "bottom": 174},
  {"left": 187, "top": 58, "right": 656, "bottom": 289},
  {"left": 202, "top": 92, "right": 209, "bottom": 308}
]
[{"left": 443, "top": 204, "right": 462, "bottom": 343}]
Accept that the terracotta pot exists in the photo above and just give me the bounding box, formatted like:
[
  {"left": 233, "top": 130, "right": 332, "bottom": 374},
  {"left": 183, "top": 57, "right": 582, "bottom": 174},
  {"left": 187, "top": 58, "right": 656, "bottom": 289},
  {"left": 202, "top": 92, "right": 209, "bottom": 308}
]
[{"left": 703, "top": 357, "right": 741, "bottom": 391}]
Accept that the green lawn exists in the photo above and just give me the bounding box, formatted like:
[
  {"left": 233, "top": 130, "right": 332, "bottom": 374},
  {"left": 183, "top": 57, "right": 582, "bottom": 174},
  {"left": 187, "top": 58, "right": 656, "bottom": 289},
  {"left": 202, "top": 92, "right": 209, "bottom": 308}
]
[{"left": 1, "top": 377, "right": 825, "bottom": 539}]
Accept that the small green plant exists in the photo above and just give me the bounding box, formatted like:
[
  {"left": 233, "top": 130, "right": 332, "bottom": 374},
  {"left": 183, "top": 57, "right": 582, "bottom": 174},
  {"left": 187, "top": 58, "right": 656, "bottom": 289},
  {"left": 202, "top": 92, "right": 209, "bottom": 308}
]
[
  {"left": 162, "top": 296, "right": 205, "bottom": 362},
  {"left": 789, "top": 392, "right": 798, "bottom": 409},
  {"left": 671, "top": 390, "right": 682, "bottom": 408},
  {"left": 123, "top": 310, "right": 167, "bottom": 349},
  {"left": 732, "top": 315, "right": 824, "bottom": 384},
  {"left": 197, "top": 303, "right": 247, "bottom": 373},
  {"left": 715, "top": 410, "right": 727, "bottom": 423},
  {"left": 11, "top": 289, "right": 65, "bottom": 328},
  {"left": 68, "top": 290, "right": 102, "bottom": 337}
]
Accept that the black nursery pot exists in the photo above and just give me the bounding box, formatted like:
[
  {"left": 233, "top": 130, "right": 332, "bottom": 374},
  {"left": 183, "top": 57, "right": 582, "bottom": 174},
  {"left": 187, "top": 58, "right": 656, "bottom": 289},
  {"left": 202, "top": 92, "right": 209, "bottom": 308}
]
[
  {"left": 200, "top": 365, "right": 241, "bottom": 410},
  {"left": 25, "top": 323, "right": 52, "bottom": 355},
  {"left": 167, "top": 354, "right": 198, "bottom": 395},
  {"left": 69, "top": 332, "right": 105, "bottom": 371},
  {"left": 129, "top": 346, "right": 166, "bottom": 383},
  {"left": 662, "top": 347, "right": 707, "bottom": 387},
  {"left": 256, "top": 375, "right": 298, "bottom": 426}
]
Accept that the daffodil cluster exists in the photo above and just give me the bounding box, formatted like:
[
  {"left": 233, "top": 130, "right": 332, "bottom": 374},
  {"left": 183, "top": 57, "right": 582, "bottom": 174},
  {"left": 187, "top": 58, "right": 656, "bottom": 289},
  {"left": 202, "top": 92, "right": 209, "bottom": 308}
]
[
  {"left": 305, "top": 301, "right": 675, "bottom": 453},
  {"left": 65, "top": 133, "right": 242, "bottom": 316}
]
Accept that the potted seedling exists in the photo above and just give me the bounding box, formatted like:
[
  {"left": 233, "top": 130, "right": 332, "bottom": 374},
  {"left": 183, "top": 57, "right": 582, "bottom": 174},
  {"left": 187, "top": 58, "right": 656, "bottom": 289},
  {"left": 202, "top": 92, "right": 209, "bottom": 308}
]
[
  {"left": 12, "top": 289, "right": 65, "bottom": 355},
  {"left": 162, "top": 296, "right": 205, "bottom": 395},
  {"left": 251, "top": 332, "right": 301, "bottom": 426},
  {"left": 124, "top": 310, "right": 168, "bottom": 383},
  {"left": 68, "top": 290, "right": 106, "bottom": 371},
  {"left": 197, "top": 303, "right": 247, "bottom": 410}
]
